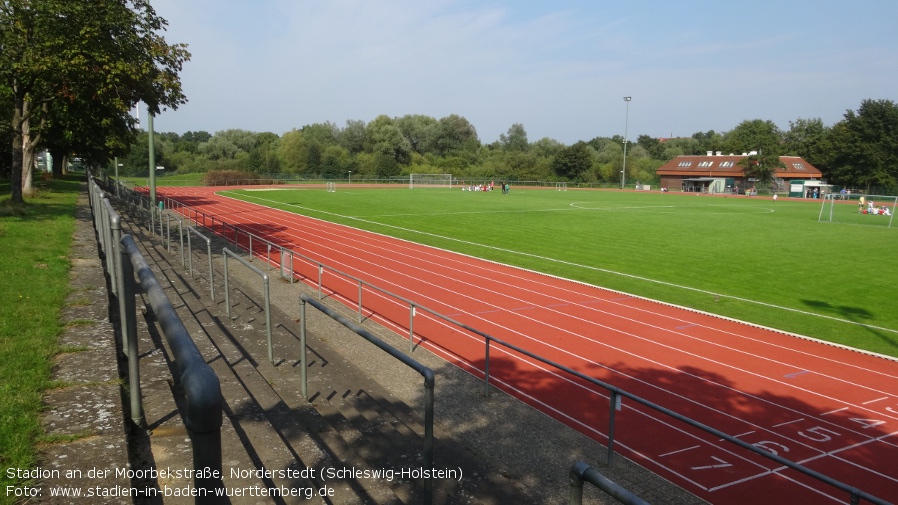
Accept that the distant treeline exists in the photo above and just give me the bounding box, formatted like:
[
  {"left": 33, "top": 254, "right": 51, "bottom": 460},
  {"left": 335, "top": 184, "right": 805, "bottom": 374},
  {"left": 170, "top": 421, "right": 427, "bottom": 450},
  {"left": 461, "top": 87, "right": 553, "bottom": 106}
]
[{"left": 116, "top": 99, "right": 898, "bottom": 192}]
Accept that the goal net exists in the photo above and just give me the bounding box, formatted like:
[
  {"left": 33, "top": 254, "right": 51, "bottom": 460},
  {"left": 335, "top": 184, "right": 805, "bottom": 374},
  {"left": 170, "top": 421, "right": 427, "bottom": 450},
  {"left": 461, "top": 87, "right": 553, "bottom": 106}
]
[
  {"left": 409, "top": 173, "right": 453, "bottom": 189},
  {"left": 819, "top": 193, "right": 896, "bottom": 227}
]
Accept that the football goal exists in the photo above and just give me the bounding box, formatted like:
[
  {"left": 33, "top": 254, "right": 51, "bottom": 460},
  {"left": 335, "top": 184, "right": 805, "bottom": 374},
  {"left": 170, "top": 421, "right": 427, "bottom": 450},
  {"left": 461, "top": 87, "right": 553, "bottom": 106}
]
[
  {"left": 818, "top": 193, "right": 896, "bottom": 227},
  {"left": 409, "top": 173, "right": 453, "bottom": 189}
]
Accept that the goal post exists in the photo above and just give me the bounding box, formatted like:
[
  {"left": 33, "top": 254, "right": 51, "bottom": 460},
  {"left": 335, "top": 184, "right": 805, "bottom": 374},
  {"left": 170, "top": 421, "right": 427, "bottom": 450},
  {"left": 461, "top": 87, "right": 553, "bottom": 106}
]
[
  {"left": 409, "top": 173, "right": 453, "bottom": 189},
  {"left": 819, "top": 193, "right": 896, "bottom": 227}
]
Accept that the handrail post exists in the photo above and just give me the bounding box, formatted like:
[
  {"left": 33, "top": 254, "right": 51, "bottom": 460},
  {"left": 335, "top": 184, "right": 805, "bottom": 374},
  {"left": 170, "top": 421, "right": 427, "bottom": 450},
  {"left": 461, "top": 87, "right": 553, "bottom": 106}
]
[
  {"left": 409, "top": 303, "right": 415, "bottom": 354},
  {"left": 223, "top": 253, "right": 231, "bottom": 318},
  {"left": 608, "top": 391, "right": 619, "bottom": 465},
  {"left": 206, "top": 236, "right": 214, "bottom": 301},
  {"left": 179, "top": 218, "right": 185, "bottom": 267},
  {"left": 357, "top": 281, "right": 363, "bottom": 323},
  {"left": 263, "top": 273, "right": 273, "bottom": 363},
  {"left": 568, "top": 464, "right": 584, "bottom": 505},
  {"left": 569, "top": 462, "right": 649, "bottom": 505},
  {"left": 166, "top": 212, "right": 172, "bottom": 252},
  {"left": 299, "top": 298, "right": 308, "bottom": 399},
  {"left": 187, "top": 225, "right": 194, "bottom": 277},
  {"left": 484, "top": 338, "right": 491, "bottom": 397},
  {"left": 317, "top": 264, "right": 323, "bottom": 299},
  {"left": 423, "top": 372, "right": 435, "bottom": 505},
  {"left": 119, "top": 239, "right": 142, "bottom": 426}
]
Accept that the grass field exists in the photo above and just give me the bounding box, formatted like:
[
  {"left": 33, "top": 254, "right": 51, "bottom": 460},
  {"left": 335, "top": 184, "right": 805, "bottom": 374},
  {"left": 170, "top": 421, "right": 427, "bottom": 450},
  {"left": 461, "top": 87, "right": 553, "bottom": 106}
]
[
  {"left": 223, "top": 186, "right": 898, "bottom": 359},
  {"left": 0, "top": 176, "right": 80, "bottom": 499}
]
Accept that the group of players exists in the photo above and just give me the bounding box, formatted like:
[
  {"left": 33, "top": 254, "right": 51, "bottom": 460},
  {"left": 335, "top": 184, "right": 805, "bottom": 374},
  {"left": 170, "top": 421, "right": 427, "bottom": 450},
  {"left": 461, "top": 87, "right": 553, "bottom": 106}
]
[
  {"left": 859, "top": 196, "right": 893, "bottom": 216},
  {"left": 460, "top": 181, "right": 510, "bottom": 194}
]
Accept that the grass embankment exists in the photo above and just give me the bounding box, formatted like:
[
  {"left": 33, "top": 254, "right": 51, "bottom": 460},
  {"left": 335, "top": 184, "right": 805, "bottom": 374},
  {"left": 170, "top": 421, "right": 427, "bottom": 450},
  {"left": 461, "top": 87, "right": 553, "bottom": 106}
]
[
  {"left": 0, "top": 176, "right": 81, "bottom": 500},
  {"left": 223, "top": 187, "right": 898, "bottom": 358}
]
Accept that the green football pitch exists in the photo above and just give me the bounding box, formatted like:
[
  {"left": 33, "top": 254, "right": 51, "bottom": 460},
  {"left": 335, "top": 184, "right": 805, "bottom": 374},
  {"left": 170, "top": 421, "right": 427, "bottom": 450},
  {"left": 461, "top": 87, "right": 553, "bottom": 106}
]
[{"left": 223, "top": 186, "right": 898, "bottom": 359}]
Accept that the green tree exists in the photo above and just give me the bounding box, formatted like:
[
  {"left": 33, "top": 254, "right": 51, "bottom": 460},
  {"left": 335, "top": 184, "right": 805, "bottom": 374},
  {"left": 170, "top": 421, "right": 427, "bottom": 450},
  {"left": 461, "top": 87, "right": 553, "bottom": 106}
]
[
  {"left": 0, "top": 0, "right": 189, "bottom": 203},
  {"left": 365, "top": 115, "right": 411, "bottom": 165},
  {"left": 499, "top": 123, "right": 529, "bottom": 152},
  {"left": 396, "top": 114, "right": 437, "bottom": 154},
  {"left": 691, "top": 130, "right": 724, "bottom": 154},
  {"left": 783, "top": 117, "right": 834, "bottom": 173},
  {"left": 337, "top": 119, "right": 366, "bottom": 154},
  {"left": 829, "top": 99, "right": 898, "bottom": 191},
  {"left": 301, "top": 122, "right": 338, "bottom": 146},
  {"left": 637, "top": 134, "right": 664, "bottom": 159},
  {"left": 551, "top": 141, "right": 592, "bottom": 180},
  {"left": 723, "top": 119, "right": 783, "bottom": 157},
  {"left": 320, "top": 144, "right": 353, "bottom": 179},
  {"left": 246, "top": 132, "right": 280, "bottom": 174},
  {"left": 433, "top": 114, "right": 479, "bottom": 155}
]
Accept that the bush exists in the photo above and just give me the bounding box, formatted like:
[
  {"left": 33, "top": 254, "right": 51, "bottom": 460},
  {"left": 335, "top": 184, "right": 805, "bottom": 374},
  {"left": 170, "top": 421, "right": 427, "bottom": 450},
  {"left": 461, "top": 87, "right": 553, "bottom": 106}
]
[{"left": 202, "top": 170, "right": 283, "bottom": 186}]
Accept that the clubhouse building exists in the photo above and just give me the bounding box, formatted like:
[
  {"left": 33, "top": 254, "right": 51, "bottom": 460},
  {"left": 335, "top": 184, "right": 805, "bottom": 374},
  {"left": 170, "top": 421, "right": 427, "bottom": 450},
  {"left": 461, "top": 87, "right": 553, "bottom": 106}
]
[{"left": 656, "top": 152, "right": 825, "bottom": 196}]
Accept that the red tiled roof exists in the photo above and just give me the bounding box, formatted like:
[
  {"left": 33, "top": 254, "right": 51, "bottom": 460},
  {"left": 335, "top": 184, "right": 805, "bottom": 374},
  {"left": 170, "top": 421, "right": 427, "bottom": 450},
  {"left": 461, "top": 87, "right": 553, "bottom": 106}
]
[{"left": 656, "top": 154, "right": 823, "bottom": 179}]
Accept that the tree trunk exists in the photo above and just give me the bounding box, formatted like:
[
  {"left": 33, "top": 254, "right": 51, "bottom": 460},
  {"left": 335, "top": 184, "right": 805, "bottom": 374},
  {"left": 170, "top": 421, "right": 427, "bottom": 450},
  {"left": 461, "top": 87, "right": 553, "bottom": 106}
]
[
  {"left": 51, "top": 149, "right": 65, "bottom": 178},
  {"left": 10, "top": 95, "right": 25, "bottom": 204},
  {"left": 21, "top": 101, "right": 35, "bottom": 197}
]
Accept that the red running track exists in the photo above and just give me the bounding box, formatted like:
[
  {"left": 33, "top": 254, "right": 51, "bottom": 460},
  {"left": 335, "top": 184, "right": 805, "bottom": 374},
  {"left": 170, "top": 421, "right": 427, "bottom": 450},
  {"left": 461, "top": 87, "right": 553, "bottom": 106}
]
[{"left": 159, "top": 185, "right": 898, "bottom": 505}]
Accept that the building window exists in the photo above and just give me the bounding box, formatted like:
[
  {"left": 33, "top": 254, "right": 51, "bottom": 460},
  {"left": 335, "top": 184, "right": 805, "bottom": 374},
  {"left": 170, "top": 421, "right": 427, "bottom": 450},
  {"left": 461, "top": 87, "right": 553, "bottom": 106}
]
[
  {"left": 793, "top": 163, "right": 805, "bottom": 170},
  {"left": 719, "top": 161, "right": 734, "bottom": 167},
  {"left": 678, "top": 161, "right": 693, "bottom": 167},
  {"left": 698, "top": 161, "right": 714, "bottom": 167}
]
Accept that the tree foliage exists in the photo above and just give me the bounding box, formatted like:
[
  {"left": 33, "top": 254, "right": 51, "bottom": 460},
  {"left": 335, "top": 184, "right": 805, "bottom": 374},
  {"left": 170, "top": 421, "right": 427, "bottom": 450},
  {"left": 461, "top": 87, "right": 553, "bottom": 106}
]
[
  {"left": 0, "top": 0, "right": 189, "bottom": 202},
  {"left": 829, "top": 99, "right": 898, "bottom": 191},
  {"left": 552, "top": 141, "right": 592, "bottom": 180},
  {"left": 499, "top": 123, "right": 529, "bottom": 152}
]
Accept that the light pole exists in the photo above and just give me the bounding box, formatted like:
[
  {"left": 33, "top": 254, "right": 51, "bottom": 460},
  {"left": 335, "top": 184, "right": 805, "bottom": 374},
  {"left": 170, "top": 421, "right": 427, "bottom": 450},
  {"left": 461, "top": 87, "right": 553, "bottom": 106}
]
[
  {"left": 621, "top": 96, "right": 631, "bottom": 190},
  {"left": 348, "top": 171, "right": 352, "bottom": 184}
]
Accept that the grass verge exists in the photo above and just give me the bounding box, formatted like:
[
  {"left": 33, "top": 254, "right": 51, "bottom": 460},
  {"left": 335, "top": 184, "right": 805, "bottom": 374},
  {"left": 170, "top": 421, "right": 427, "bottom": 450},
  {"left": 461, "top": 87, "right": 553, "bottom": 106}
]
[{"left": 0, "top": 176, "right": 80, "bottom": 499}]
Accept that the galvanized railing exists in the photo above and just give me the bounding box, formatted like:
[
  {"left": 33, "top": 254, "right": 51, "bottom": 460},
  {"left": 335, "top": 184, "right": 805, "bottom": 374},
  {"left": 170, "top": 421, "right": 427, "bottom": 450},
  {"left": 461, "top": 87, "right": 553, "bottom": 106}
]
[
  {"left": 222, "top": 247, "right": 273, "bottom": 362},
  {"left": 568, "top": 462, "right": 649, "bottom": 505},
  {"left": 299, "top": 295, "right": 436, "bottom": 505},
  {"left": 89, "top": 177, "right": 224, "bottom": 503}
]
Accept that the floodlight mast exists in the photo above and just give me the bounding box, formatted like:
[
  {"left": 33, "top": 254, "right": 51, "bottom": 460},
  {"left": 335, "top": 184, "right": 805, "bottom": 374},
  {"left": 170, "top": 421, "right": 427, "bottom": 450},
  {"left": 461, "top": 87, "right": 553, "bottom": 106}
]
[{"left": 621, "top": 96, "right": 632, "bottom": 190}]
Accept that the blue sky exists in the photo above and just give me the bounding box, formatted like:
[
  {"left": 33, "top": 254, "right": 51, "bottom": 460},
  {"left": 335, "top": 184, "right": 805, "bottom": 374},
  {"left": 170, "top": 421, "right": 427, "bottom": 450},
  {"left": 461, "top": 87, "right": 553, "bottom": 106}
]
[{"left": 147, "top": 0, "right": 897, "bottom": 144}]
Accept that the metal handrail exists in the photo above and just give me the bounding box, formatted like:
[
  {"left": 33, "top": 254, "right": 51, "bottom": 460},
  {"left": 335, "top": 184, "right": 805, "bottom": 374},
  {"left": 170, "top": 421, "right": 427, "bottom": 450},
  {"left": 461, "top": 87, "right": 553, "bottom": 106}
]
[
  {"left": 569, "top": 462, "right": 649, "bottom": 505},
  {"left": 222, "top": 247, "right": 273, "bottom": 363},
  {"left": 299, "top": 294, "right": 435, "bottom": 505},
  {"left": 120, "top": 233, "right": 224, "bottom": 501}
]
